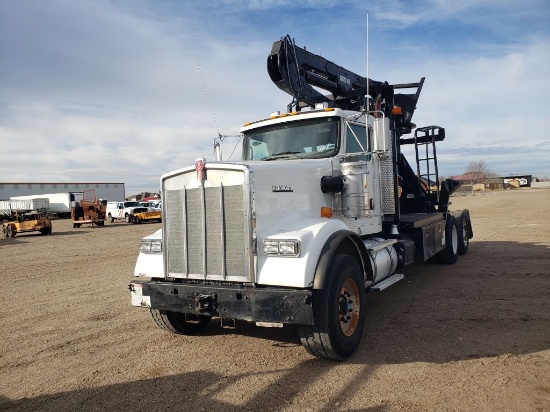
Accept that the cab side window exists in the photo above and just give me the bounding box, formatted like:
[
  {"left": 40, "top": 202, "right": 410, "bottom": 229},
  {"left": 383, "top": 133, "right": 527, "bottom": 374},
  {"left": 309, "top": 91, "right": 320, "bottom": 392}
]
[{"left": 345, "top": 123, "right": 372, "bottom": 160}]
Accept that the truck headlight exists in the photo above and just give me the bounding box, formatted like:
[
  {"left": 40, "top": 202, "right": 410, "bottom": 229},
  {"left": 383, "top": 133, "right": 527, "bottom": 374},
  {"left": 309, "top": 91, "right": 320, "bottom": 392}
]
[
  {"left": 263, "top": 239, "right": 300, "bottom": 256},
  {"left": 140, "top": 240, "right": 163, "bottom": 253}
]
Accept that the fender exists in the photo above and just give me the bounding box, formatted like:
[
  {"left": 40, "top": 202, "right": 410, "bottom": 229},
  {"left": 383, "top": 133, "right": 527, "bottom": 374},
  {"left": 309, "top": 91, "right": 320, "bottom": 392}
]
[
  {"left": 453, "top": 209, "right": 473, "bottom": 239},
  {"left": 256, "top": 217, "right": 352, "bottom": 288},
  {"left": 312, "top": 230, "right": 372, "bottom": 290}
]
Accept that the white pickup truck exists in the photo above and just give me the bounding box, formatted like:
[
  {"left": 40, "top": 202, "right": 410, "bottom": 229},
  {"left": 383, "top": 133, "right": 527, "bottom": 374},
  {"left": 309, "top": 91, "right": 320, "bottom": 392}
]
[{"left": 106, "top": 201, "right": 148, "bottom": 223}]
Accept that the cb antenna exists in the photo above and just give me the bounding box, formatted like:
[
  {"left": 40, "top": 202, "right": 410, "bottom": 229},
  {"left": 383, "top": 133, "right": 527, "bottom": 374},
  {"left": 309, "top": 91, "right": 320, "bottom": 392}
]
[
  {"left": 197, "top": 61, "right": 243, "bottom": 161},
  {"left": 366, "top": 9, "right": 370, "bottom": 111},
  {"left": 197, "top": 61, "right": 221, "bottom": 139}
]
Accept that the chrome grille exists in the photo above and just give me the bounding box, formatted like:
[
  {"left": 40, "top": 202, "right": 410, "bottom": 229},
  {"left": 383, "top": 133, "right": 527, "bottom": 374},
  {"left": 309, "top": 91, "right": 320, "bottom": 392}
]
[{"left": 165, "top": 182, "right": 248, "bottom": 279}]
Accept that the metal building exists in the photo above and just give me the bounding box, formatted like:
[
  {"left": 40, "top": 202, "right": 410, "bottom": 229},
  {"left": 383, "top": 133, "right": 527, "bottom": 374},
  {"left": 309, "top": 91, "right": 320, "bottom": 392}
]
[{"left": 0, "top": 182, "right": 126, "bottom": 202}]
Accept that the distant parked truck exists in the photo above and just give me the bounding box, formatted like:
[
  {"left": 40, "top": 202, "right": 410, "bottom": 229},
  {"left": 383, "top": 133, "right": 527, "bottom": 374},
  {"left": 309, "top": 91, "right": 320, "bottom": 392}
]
[
  {"left": 10, "top": 192, "right": 82, "bottom": 218},
  {"left": 106, "top": 201, "right": 148, "bottom": 223}
]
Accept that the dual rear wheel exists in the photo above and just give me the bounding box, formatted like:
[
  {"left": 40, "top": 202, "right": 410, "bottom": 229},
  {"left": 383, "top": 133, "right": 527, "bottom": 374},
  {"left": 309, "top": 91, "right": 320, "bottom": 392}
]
[{"left": 439, "top": 211, "right": 472, "bottom": 264}]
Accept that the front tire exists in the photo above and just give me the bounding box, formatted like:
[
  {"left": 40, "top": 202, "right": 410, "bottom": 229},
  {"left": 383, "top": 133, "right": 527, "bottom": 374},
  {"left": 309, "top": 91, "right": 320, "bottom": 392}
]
[
  {"left": 298, "top": 254, "right": 366, "bottom": 360},
  {"left": 150, "top": 309, "right": 211, "bottom": 334}
]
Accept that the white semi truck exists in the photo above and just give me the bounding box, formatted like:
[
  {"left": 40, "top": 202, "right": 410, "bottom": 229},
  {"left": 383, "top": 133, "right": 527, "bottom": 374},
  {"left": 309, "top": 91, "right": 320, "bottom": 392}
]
[{"left": 129, "top": 35, "right": 473, "bottom": 360}]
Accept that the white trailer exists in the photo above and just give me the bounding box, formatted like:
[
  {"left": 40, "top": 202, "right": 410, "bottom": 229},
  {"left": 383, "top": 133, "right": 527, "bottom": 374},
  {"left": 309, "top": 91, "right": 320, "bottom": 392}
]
[
  {"left": 10, "top": 192, "right": 83, "bottom": 218},
  {"left": 0, "top": 199, "right": 50, "bottom": 217}
]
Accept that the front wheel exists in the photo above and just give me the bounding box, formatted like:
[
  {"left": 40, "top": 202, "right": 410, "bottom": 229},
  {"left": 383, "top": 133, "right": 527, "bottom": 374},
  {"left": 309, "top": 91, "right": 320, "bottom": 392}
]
[
  {"left": 150, "top": 309, "right": 211, "bottom": 334},
  {"left": 298, "top": 254, "right": 366, "bottom": 361}
]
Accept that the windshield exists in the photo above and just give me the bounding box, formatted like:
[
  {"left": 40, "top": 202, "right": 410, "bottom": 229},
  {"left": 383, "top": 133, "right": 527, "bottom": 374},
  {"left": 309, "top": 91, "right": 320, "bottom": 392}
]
[
  {"left": 242, "top": 117, "right": 339, "bottom": 161},
  {"left": 124, "top": 202, "right": 141, "bottom": 207}
]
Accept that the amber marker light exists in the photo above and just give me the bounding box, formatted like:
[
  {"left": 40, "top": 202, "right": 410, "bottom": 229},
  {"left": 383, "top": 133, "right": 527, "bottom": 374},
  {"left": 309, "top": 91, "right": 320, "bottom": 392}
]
[
  {"left": 392, "top": 106, "right": 403, "bottom": 115},
  {"left": 321, "top": 207, "right": 333, "bottom": 218}
]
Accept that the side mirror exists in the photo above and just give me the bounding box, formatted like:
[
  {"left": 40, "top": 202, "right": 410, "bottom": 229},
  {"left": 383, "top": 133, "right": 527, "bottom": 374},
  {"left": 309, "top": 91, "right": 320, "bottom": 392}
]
[{"left": 214, "top": 140, "right": 222, "bottom": 161}]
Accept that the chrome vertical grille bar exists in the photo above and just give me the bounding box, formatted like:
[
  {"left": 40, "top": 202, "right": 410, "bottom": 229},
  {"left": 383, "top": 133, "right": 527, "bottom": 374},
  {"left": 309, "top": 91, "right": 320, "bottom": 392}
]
[
  {"left": 200, "top": 182, "right": 207, "bottom": 279},
  {"left": 219, "top": 183, "right": 226, "bottom": 279},
  {"left": 182, "top": 187, "right": 188, "bottom": 276}
]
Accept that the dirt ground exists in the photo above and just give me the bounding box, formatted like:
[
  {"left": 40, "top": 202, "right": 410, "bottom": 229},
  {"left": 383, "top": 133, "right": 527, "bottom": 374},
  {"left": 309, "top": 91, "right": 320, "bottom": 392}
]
[{"left": 1, "top": 187, "right": 549, "bottom": 412}]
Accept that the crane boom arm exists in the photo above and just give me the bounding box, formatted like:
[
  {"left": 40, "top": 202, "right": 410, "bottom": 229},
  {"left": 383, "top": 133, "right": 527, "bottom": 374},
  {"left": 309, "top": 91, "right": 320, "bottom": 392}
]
[{"left": 267, "top": 35, "right": 424, "bottom": 130}]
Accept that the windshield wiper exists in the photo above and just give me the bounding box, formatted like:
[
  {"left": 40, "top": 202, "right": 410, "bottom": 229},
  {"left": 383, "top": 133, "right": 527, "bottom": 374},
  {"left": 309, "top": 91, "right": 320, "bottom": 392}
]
[{"left": 261, "top": 151, "right": 302, "bottom": 161}]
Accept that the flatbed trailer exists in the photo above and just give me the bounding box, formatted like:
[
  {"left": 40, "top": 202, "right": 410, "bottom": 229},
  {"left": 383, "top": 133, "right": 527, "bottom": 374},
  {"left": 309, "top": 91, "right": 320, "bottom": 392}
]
[{"left": 2, "top": 212, "right": 52, "bottom": 238}]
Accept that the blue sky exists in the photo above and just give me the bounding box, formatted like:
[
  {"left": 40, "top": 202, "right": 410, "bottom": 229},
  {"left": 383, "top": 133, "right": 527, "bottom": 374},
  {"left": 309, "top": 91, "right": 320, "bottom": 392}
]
[{"left": 1, "top": 0, "right": 549, "bottom": 194}]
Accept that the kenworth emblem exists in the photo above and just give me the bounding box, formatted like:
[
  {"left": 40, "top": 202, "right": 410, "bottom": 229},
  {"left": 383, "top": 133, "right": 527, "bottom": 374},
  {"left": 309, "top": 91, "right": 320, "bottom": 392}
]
[
  {"left": 195, "top": 158, "right": 206, "bottom": 182},
  {"left": 272, "top": 185, "right": 293, "bottom": 192}
]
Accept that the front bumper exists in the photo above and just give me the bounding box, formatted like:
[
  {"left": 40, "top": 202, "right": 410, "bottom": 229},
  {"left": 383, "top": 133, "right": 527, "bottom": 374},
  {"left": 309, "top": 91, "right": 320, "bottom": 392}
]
[{"left": 129, "top": 281, "right": 314, "bottom": 325}]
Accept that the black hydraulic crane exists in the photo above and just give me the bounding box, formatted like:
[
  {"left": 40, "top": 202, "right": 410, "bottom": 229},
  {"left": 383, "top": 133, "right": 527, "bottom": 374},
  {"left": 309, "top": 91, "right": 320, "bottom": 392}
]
[{"left": 267, "top": 35, "right": 424, "bottom": 135}]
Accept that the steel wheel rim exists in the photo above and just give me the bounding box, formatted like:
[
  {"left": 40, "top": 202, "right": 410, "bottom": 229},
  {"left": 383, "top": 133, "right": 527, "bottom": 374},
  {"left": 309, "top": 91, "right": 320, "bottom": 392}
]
[
  {"left": 452, "top": 225, "right": 458, "bottom": 254},
  {"left": 338, "top": 278, "right": 360, "bottom": 337}
]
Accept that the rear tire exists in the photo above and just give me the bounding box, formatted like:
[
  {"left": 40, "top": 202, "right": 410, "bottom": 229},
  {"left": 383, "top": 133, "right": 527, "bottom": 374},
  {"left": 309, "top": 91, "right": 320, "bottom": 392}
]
[
  {"left": 108, "top": 214, "right": 114, "bottom": 223},
  {"left": 150, "top": 309, "right": 211, "bottom": 334},
  {"left": 438, "top": 215, "right": 459, "bottom": 264},
  {"left": 455, "top": 211, "right": 470, "bottom": 255},
  {"left": 7, "top": 225, "right": 15, "bottom": 238},
  {"left": 298, "top": 254, "right": 366, "bottom": 360}
]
